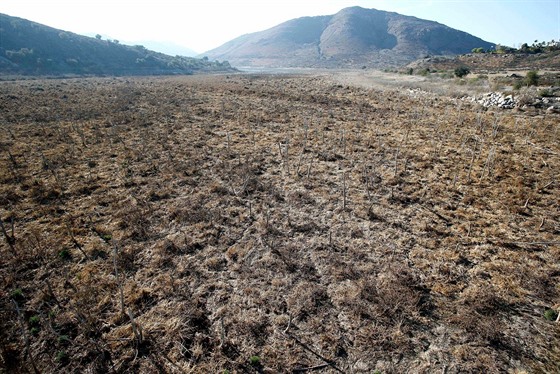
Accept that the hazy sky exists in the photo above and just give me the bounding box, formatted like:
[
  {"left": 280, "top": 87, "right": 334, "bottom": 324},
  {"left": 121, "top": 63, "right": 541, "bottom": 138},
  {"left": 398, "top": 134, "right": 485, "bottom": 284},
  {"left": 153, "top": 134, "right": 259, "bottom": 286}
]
[{"left": 2, "top": 0, "right": 559, "bottom": 53}]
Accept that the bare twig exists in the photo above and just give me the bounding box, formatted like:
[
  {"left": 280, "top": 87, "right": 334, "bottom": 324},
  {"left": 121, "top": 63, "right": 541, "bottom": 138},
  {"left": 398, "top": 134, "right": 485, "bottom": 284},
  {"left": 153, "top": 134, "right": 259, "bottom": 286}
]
[
  {"left": 5, "top": 126, "right": 16, "bottom": 140},
  {"left": 283, "top": 314, "right": 292, "bottom": 334},
  {"left": 128, "top": 309, "right": 143, "bottom": 344},
  {"left": 66, "top": 222, "right": 89, "bottom": 261},
  {"left": 113, "top": 242, "right": 125, "bottom": 316},
  {"left": 44, "top": 278, "right": 62, "bottom": 308},
  {"left": 466, "top": 149, "right": 476, "bottom": 183},
  {"left": 500, "top": 241, "right": 560, "bottom": 246},
  {"left": 284, "top": 331, "right": 344, "bottom": 373},
  {"left": 293, "top": 363, "right": 331, "bottom": 372},
  {"left": 12, "top": 300, "right": 40, "bottom": 374},
  {"left": 296, "top": 150, "right": 305, "bottom": 176},
  {"left": 342, "top": 171, "right": 347, "bottom": 210},
  {"left": 539, "top": 180, "right": 555, "bottom": 192},
  {"left": 220, "top": 317, "right": 225, "bottom": 347},
  {"left": 7, "top": 150, "right": 18, "bottom": 169},
  {"left": 306, "top": 156, "right": 313, "bottom": 179},
  {"left": 394, "top": 147, "right": 400, "bottom": 176},
  {"left": 0, "top": 216, "right": 16, "bottom": 256}
]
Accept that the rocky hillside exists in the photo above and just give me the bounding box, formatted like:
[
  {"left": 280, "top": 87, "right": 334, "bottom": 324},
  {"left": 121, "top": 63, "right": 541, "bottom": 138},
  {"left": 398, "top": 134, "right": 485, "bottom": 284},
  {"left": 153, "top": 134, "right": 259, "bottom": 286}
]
[
  {"left": 0, "top": 14, "right": 234, "bottom": 77},
  {"left": 408, "top": 50, "right": 560, "bottom": 73},
  {"left": 204, "top": 6, "right": 494, "bottom": 68}
]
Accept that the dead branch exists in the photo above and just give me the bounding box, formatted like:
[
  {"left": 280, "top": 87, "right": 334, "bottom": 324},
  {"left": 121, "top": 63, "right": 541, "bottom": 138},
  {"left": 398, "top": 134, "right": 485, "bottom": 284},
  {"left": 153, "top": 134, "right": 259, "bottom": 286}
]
[{"left": 0, "top": 216, "right": 16, "bottom": 256}]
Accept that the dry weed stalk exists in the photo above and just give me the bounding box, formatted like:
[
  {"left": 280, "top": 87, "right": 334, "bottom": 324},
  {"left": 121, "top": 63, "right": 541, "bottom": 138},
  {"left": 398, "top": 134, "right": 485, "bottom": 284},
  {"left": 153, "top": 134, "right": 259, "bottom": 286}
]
[
  {"left": 12, "top": 300, "right": 40, "bottom": 374},
  {"left": 113, "top": 242, "right": 126, "bottom": 316},
  {"left": 342, "top": 171, "right": 348, "bottom": 210},
  {"left": 306, "top": 156, "right": 313, "bottom": 178},
  {"left": 479, "top": 145, "right": 497, "bottom": 181},
  {"left": 0, "top": 215, "right": 16, "bottom": 256},
  {"left": 113, "top": 241, "right": 144, "bottom": 354},
  {"left": 5, "top": 126, "right": 16, "bottom": 140},
  {"left": 65, "top": 222, "right": 89, "bottom": 261}
]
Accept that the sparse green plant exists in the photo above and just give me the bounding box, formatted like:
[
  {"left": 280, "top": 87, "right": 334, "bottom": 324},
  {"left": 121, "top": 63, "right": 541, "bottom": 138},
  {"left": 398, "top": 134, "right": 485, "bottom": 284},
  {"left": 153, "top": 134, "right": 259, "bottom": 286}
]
[
  {"left": 55, "top": 350, "right": 68, "bottom": 363},
  {"left": 11, "top": 288, "right": 24, "bottom": 301},
  {"left": 58, "top": 248, "right": 71, "bottom": 260},
  {"left": 525, "top": 70, "right": 539, "bottom": 86},
  {"left": 28, "top": 315, "right": 41, "bottom": 335},
  {"left": 438, "top": 71, "right": 454, "bottom": 79},
  {"left": 495, "top": 44, "right": 515, "bottom": 54},
  {"left": 538, "top": 89, "right": 553, "bottom": 97},
  {"left": 544, "top": 309, "right": 558, "bottom": 321},
  {"left": 29, "top": 315, "right": 40, "bottom": 327},
  {"left": 249, "top": 355, "right": 261, "bottom": 366}
]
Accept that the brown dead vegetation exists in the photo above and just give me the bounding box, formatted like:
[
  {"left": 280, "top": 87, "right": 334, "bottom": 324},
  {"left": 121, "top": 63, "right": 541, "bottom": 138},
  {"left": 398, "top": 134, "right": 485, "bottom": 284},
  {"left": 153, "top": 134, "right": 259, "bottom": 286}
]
[{"left": 0, "top": 74, "right": 559, "bottom": 373}]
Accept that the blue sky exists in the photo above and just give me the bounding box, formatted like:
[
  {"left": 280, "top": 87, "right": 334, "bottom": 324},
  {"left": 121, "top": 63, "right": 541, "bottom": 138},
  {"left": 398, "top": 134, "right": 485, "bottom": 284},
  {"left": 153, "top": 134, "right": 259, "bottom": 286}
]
[{"left": 2, "top": 0, "right": 559, "bottom": 53}]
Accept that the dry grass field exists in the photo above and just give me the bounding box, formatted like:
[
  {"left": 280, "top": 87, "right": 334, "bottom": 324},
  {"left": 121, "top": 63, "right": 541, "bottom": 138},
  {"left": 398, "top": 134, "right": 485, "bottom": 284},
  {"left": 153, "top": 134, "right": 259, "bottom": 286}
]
[{"left": 0, "top": 73, "right": 559, "bottom": 373}]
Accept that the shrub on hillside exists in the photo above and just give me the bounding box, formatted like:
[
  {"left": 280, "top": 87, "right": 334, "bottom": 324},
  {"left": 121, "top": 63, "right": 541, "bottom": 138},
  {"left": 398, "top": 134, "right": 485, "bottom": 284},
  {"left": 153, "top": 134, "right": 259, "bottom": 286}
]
[
  {"left": 525, "top": 71, "right": 539, "bottom": 86},
  {"left": 454, "top": 66, "right": 470, "bottom": 78}
]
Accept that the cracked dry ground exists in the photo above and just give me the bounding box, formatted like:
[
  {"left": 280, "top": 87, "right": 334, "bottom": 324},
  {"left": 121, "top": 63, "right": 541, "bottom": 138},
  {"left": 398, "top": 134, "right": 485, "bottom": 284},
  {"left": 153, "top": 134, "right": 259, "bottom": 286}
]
[{"left": 0, "top": 74, "right": 559, "bottom": 373}]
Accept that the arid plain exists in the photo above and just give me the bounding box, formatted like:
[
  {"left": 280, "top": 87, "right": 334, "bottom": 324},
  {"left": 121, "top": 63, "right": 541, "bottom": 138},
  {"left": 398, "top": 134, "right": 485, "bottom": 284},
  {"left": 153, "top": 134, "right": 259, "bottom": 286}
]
[{"left": 1, "top": 73, "right": 559, "bottom": 373}]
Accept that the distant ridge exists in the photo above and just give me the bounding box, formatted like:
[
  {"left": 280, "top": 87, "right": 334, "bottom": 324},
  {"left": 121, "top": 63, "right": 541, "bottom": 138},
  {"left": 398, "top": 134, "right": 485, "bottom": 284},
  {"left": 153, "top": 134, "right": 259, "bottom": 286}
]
[
  {"left": 204, "top": 6, "right": 494, "bottom": 68},
  {"left": 0, "top": 13, "right": 234, "bottom": 76}
]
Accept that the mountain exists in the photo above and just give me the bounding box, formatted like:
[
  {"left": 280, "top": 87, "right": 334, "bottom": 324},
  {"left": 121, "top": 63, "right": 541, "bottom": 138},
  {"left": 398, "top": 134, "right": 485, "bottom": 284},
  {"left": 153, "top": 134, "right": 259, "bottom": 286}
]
[
  {"left": 0, "top": 13, "right": 233, "bottom": 76},
  {"left": 204, "top": 6, "right": 494, "bottom": 68}
]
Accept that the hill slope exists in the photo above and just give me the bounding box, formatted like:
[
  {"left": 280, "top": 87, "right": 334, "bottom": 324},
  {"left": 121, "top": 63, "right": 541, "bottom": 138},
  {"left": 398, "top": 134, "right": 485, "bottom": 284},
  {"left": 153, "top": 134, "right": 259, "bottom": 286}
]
[
  {"left": 0, "top": 13, "right": 234, "bottom": 76},
  {"left": 205, "top": 6, "right": 494, "bottom": 68},
  {"left": 408, "top": 50, "right": 560, "bottom": 72}
]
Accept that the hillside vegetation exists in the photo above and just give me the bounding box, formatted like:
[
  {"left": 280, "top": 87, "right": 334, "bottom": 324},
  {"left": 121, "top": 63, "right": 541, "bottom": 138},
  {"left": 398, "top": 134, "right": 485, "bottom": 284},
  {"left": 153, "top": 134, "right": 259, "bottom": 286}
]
[
  {"left": 1, "top": 75, "right": 559, "bottom": 373},
  {"left": 408, "top": 41, "right": 560, "bottom": 73},
  {"left": 0, "top": 14, "right": 234, "bottom": 77}
]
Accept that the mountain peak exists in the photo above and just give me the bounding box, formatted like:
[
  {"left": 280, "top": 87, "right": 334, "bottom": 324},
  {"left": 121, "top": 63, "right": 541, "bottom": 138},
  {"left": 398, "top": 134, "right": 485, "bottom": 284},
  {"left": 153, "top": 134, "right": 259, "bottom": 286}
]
[{"left": 205, "top": 7, "right": 493, "bottom": 68}]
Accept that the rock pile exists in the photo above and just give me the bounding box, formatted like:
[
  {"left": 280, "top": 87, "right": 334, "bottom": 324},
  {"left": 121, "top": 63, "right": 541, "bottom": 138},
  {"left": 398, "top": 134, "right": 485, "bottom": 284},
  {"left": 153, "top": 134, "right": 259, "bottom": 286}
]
[
  {"left": 534, "top": 96, "right": 560, "bottom": 111},
  {"left": 473, "top": 92, "right": 516, "bottom": 109}
]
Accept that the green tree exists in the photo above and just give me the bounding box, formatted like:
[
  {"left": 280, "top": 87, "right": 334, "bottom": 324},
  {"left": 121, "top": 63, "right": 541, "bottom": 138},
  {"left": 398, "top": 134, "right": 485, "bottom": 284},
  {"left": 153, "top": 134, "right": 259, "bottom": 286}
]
[{"left": 454, "top": 66, "right": 470, "bottom": 78}]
